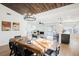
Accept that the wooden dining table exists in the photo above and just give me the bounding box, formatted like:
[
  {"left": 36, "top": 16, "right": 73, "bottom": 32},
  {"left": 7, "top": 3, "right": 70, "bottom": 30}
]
[{"left": 10, "top": 37, "right": 53, "bottom": 56}]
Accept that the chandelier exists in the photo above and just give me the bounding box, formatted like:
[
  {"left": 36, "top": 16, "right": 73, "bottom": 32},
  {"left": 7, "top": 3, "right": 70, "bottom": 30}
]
[{"left": 23, "top": 13, "right": 36, "bottom": 21}]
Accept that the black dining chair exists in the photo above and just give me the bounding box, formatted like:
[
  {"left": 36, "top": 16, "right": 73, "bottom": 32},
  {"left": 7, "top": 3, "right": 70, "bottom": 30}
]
[
  {"left": 15, "top": 45, "right": 25, "bottom": 56},
  {"left": 9, "top": 41, "right": 15, "bottom": 56},
  {"left": 24, "top": 49, "right": 34, "bottom": 56},
  {"left": 44, "top": 46, "right": 60, "bottom": 56},
  {"left": 14, "top": 45, "right": 34, "bottom": 56}
]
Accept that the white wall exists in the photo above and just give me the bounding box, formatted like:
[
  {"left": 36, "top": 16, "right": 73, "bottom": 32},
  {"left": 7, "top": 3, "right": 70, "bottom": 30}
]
[{"left": 0, "top": 4, "right": 27, "bottom": 46}]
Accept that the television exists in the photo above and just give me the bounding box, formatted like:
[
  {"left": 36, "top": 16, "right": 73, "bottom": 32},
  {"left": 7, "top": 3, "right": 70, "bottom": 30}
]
[
  {"left": 14, "top": 35, "right": 21, "bottom": 38},
  {"left": 40, "top": 31, "right": 44, "bottom": 34}
]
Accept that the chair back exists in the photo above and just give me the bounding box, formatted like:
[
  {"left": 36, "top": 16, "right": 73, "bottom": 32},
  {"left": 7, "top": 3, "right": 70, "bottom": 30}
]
[
  {"left": 15, "top": 45, "right": 25, "bottom": 56},
  {"left": 9, "top": 41, "right": 14, "bottom": 50}
]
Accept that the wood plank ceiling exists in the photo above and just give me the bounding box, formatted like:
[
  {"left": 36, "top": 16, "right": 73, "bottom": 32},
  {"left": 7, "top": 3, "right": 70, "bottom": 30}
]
[{"left": 2, "top": 3, "right": 72, "bottom": 15}]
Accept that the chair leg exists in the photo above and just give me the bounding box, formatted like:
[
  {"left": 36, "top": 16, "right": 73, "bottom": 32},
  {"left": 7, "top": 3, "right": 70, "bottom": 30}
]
[{"left": 10, "top": 50, "right": 12, "bottom": 56}]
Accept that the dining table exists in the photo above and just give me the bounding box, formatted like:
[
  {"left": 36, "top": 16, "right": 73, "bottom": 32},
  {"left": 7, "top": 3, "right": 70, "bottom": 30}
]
[{"left": 10, "top": 36, "right": 53, "bottom": 56}]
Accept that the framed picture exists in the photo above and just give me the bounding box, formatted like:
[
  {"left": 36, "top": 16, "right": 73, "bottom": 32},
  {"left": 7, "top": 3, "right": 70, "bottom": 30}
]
[
  {"left": 12, "top": 22, "right": 20, "bottom": 31},
  {"left": 2, "top": 21, "right": 11, "bottom": 31}
]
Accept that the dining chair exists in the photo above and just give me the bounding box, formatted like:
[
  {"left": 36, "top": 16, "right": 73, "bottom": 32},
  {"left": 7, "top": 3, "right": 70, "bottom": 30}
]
[
  {"left": 44, "top": 45, "right": 60, "bottom": 56},
  {"left": 15, "top": 45, "right": 25, "bottom": 56},
  {"left": 9, "top": 41, "right": 15, "bottom": 56},
  {"left": 14, "top": 45, "right": 34, "bottom": 56},
  {"left": 24, "top": 49, "right": 34, "bottom": 56}
]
